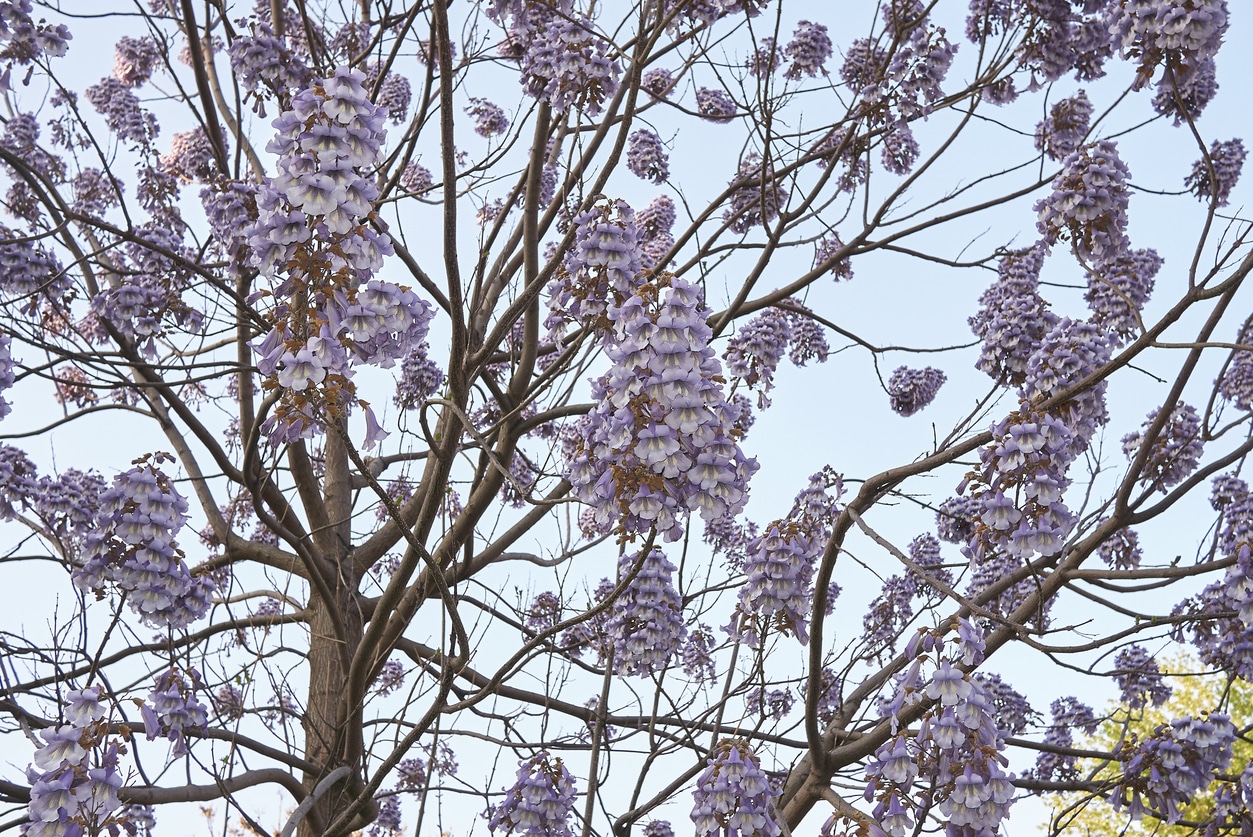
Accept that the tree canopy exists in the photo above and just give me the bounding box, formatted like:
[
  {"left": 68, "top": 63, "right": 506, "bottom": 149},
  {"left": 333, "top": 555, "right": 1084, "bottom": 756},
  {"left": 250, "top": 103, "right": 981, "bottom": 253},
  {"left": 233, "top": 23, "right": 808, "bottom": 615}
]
[{"left": 0, "top": 1, "right": 1250, "bottom": 837}]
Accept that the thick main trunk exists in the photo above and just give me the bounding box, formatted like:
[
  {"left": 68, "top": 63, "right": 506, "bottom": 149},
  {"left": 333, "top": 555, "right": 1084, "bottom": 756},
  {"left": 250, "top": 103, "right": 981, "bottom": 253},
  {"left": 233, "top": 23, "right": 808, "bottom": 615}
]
[{"left": 297, "top": 427, "right": 368, "bottom": 837}]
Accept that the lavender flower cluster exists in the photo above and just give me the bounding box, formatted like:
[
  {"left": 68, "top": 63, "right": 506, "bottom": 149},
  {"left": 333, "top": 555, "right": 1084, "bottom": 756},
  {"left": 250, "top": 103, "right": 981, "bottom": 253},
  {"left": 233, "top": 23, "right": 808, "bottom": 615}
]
[
  {"left": 1035, "top": 139, "right": 1132, "bottom": 264},
  {"left": 545, "top": 198, "right": 642, "bottom": 336},
  {"left": 512, "top": 9, "right": 620, "bottom": 115},
  {"left": 723, "top": 303, "right": 830, "bottom": 408},
  {"left": 487, "top": 752, "right": 578, "bottom": 837},
  {"left": 245, "top": 66, "right": 434, "bottom": 443},
  {"left": 1121, "top": 401, "right": 1204, "bottom": 493},
  {"left": 1109, "top": 713, "right": 1236, "bottom": 824},
  {"left": 73, "top": 454, "right": 215, "bottom": 630},
  {"left": 1112, "top": 644, "right": 1172, "bottom": 710},
  {"left": 637, "top": 195, "right": 677, "bottom": 270},
  {"left": 1084, "top": 247, "right": 1162, "bottom": 343},
  {"left": 968, "top": 243, "right": 1057, "bottom": 386},
  {"left": 1034, "top": 91, "right": 1092, "bottom": 161},
  {"left": 141, "top": 667, "right": 209, "bottom": 755},
  {"left": 729, "top": 469, "right": 841, "bottom": 647},
  {"left": 723, "top": 153, "right": 784, "bottom": 233},
  {"left": 566, "top": 275, "right": 756, "bottom": 541},
  {"left": 690, "top": 739, "right": 783, "bottom": 837},
  {"left": 606, "top": 547, "right": 687, "bottom": 675},
  {"left": 865, "top": 620, "right": 1015, "bottom": 837},
  {"left": 25, "top": 687, "right": 127, "bottom": 837},
  {"left": 1028, "top": 697, "right": 1099, "bottom": 783},
  {"left": 887, "top": 366, "right": 945, "bottom": 416},
  {"left": 626, "top": 129, "right": 669, "bottom": 184},
  {"left": 1185, "top": 138, "right": 1246, "bottom": 206}
]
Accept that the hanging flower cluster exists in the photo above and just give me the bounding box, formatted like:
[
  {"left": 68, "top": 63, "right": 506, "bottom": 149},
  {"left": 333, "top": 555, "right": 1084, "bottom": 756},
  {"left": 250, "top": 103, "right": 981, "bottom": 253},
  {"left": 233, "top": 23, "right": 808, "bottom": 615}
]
[
  {"left": 968, "top": 243, "right": 1056, "bottom": 387},
  {"left": 886, "top": 366, "right": 946, "bottom": 416},
  {"left": 728, "top": 469, "right": 841, "bottom": 646},
  {"left": 606, "top": 547, "right": 687, "bottom": 675},
  {"left": 1108, "top": 0, "right": 1228, "bottom": 88},
  {"left": 545, "top": 198, "right": 643, "bottom": 337},
  {"left": 566, "top": 275, "right": 756, "bottom": 541},
  {"left": 1121, "top": 401, "right": 1204, "bottom": 493},
  {"left": 141, "top": 667, "right": 209, "bottom": 755},
  {"left": 245, "top": 66, "right": 434, "bottom": 445},
  {"left": 487, "top": 752, "right": 578, "bottom": 837},
  {"left": 690, "top": 739, "right": 783, "bottom": 837},
  {"left": 1027, "top": 697, "right": 1099, "bottom": 783},
  {"left": 1185, "top": 138, "right": 1246, "bottom": 206},
  {"left": 865, "top": 621, "right": 1015, "bottom": 837},
  {"left": 723, "top": 303, "right": 829, "bottom": 408},
  {"left": 1035, "top": 139, "right": 1132, "bottom": 264},
  {"left": 1034, "top": 91, "right": 1092, "bottom": 161},
  {"left": 1083, "top": 247, "right": 1162, "bottom": 343},
  {"left": 25, "top": 687, "right": 130, "bottom": 837},
  {"left": 73, "top": 453, "right": 215, "bottom": 630},
  {"left": 626, "top": 129, "right": 669, "bottom": 183},
  {"left": 1109, "top": 713, "right": 1236, "bottom": 824}
]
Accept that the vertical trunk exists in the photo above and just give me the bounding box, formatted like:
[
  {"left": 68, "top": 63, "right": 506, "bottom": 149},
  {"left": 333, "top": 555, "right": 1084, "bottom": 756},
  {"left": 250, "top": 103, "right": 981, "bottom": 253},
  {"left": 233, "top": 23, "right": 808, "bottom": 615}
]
[{"left": 298, "top": 425, "right": 368, "bottom": 837}]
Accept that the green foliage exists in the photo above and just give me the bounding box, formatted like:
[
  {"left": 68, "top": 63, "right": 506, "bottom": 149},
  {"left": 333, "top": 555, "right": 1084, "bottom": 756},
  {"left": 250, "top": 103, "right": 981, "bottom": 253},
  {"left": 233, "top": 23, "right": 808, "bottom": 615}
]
[{"left": 1047, "top": 654, "right": 1253, "bottom": 837}]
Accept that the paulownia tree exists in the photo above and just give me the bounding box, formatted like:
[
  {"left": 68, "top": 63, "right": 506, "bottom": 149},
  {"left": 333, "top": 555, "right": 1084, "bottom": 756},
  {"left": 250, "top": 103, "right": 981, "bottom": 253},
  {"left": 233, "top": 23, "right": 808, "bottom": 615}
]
[{"left": 0, "top": 1, "right": 1250, "bottom": 836}]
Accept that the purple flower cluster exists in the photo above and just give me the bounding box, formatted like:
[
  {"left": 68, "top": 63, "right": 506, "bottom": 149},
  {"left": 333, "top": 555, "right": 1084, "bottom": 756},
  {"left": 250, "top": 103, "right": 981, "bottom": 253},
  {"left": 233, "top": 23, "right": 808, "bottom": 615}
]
[
  {"left": 160, "top": 128, "right": 221, "bottom": 181},
  {"left": 690, "top": 739, "right": 783, "bottom": 837},
  {"left": 1113, "top": 645, "right": 1171, "bottom": 709},
  {"left": 25, "top": 687, "right": 126, "bottom": 837},
  {"left": 972, "top": 672, "right": 1035, "bottom": 735},
  {"left": 0, "top": 0, "right": 71, "bottom": 86},
  {"left": 1109, "top": 0, "right": 1228, "bottom": 88},
  {"left": 1020, "top": 318, "right": 1113, "bottom": 453},
  {"left": 368, "top": 63, "right": 411, "bottom": 123},
  {"left": 696, "top": 87, "right": 737, "bottom": 122},
  {"left": 626, "top": 129, "right": 669, "bottom": 184},
  {"left": 246, "top": 67, "right": 433, "bottom": 441},
  {"left": 745, "top": 686, "right": 794, "bottom": 720},
  {"left": 729, "top": 470, "right": 841, "bottom": 646},
  {"left": 968, "top": 243, "right": 1057, "bottom": 386},
  {"left": 84, "top": 77, "right": 156, "bottom": 145},
  {"left": 1221, "top": 321, "right": 1253, "bottom": 411},
  {"left": 1170, "top": 476, "right": 1253, "bottom": 676},
  {"left": 935, "top": 495, "right": 980, "bottom": 545},
  {"left": 724, "top": 154, "right": 784, "bottom": 233},
  {"left": 887, "top": 366, "right": 946, "bottom": 416},
  {"left": 1035, "top": 140, "right": 1132, "bottom": 264},
  {"left": 1097, "top": 524, "right": 1143, "bottom": 569},
  {"left": 681, "top": 623, "right": 718, "bottom": 683},
  {"left": 113, "top": 36, "right": 159, "bottom": 86},
  {"left": 141, "top": 667, "right": 209, "bottom": 755},
  {"left": 517, "top": 14, "right": 620, "bottom": 115},
  {"left": 487, "top": 752, "right": 578, "bottom": 837},
  {"left": 371, "top": 659, "right": 406, "bottom": 697},
  {"left": 866, "top": 624, "right": 1015, "bottom": 837},
  {"left": 545, "top": 198, "right": 642, "bottom": 336},
  {"left": 466, "top": 98, "right": 509, "bottom": 138},
  {"left": 1034, "top": 91, "right": 1092, "bottom": 161},
  {"left": 0, "top": 333, "right": 12, "bottom": 419},
  {"left": 637, "top": 194, "right": 676, "bottom": 270},
  {"left": 724, "top": 303, "right": 829, "bottom": 407},
  {"left": 1028, "top": 697, "right": 1099, "bottom": 783},
  {"left": 73, "top": 455, "right": 215, "bottom": 629},
  {"left": 814, "top": 234, "right": 853, "bottom": 281},
  {"left": 861, "top": 19, "right": 957, "bottom": 121},
  {"left": 394, "top": 343, "right": 444, "bottom": 410},
  {"left": 880, "top": 121, "right": 920, "bottom": 175},
  {"left": 400, "top": 162, "right": 434, "bottom": 193},
  {"left": 227, "top": 21, "right": 311, "bottom": 102},
  {"left": 1084, "top": 247, "right": 1162, "bottom": 343},
  {"left": 1152, "top": 56, "right": 1218, "bottom": 123},
  {"left": 1121, "top": 401, "right": 1204, "bottom": 492},
  {"left": 566, "top": 276, "right": 755, "bottom": 541},
  {"left": 1109, "top": 713, "right": 1235, "bottom": 824},
  {"left": 745, "top": 37, "right": 779, "bottom": 77},
  {"left": 200, "top": 180, "right": 258, "bottom": 267},
  {"left": 784, "top": 20, "right": 832, "bottom": 79},
  {"left": 641, "top": 68, "right": 673, "bottom": 98},
  {"left": 1185, "top": 138, "right": 1246, "bottom": 206},
  {"left": 607, "top": 547, "right": 687, "bottom": 675},
  {"left": 960, "top": 402, "right": 1083, "bottom": 623}
]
